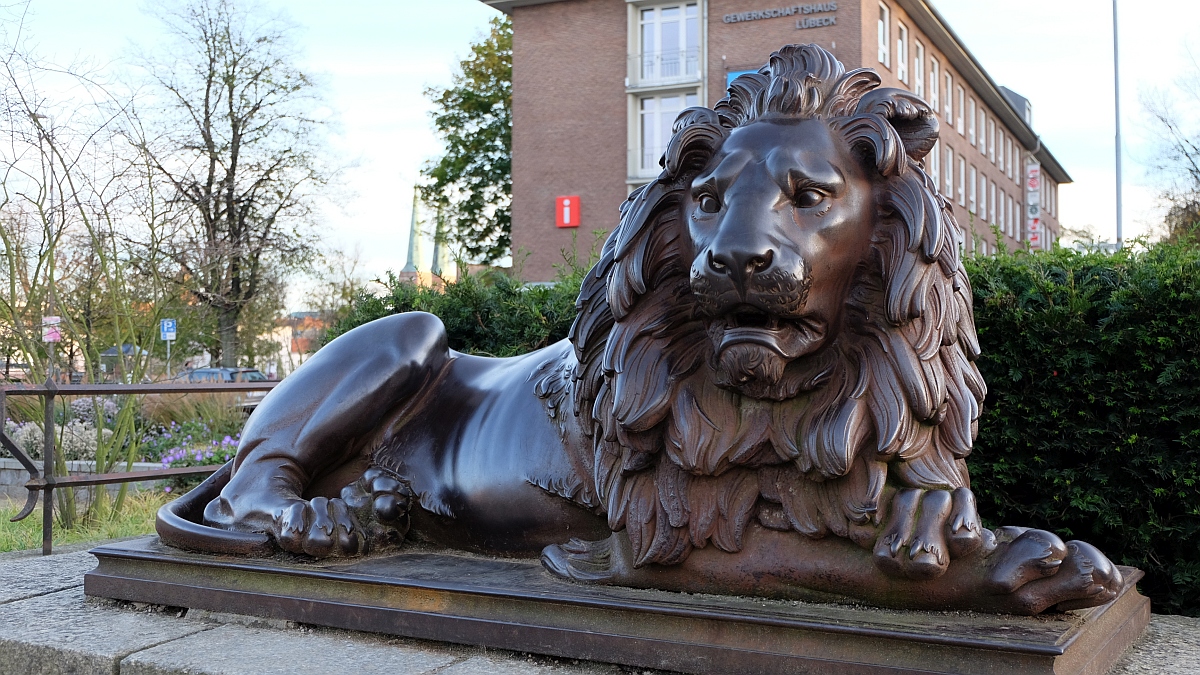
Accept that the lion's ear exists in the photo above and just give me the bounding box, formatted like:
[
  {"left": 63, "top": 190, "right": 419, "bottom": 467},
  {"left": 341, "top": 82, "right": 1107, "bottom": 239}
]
[{"left": 855, "top": 89, "right": 939, "bottom": 162}]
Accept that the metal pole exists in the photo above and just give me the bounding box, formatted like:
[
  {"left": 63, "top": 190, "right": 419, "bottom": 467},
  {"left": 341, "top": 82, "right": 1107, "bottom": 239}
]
[
  {"left": 166, "top": 339, "right": 172, "bottom": 378},
  {"left": 42, "top": 385, "right": 54, "bottom": 555},
  {"left": 1113, "top": 0, "right": 1123, "bottom": 248}
]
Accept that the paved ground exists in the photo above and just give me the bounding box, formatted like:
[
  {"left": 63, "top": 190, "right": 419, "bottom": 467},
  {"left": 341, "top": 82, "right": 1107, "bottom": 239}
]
[{"left": 0, "top": 543, "right": 1195, "bottom": 675}]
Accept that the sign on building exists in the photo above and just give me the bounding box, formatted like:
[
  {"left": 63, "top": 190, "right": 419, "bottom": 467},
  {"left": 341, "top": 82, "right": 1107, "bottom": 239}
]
[
  {"left": 556, "top": 195, "right": 580, "bottom": 228},
  {"left": 1025, "top": 163, "right": 1042, "bottom": 250}
]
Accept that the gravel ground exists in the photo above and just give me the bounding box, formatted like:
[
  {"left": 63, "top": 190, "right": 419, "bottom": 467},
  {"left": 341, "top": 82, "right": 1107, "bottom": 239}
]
[{"left": 1109, "top": 614, "right": 1200, "bottom": 674}]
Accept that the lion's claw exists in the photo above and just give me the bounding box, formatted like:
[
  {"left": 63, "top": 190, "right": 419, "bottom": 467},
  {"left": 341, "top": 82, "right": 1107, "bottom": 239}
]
[
  {"left": 986, "top": 528, "right": 1066, "bottom": 594},
  {"left": 273, "top": 496, "right": 363, "bottom": 558}
]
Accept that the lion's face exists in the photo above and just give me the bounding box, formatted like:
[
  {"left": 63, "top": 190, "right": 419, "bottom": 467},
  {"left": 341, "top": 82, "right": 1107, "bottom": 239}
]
[{"left": 686, "top": 119, "right": 876, "bottom": 397}]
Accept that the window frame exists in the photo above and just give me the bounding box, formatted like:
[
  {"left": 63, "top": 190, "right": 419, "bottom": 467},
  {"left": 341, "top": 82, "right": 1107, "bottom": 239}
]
[
  {"left": 968, "top": 164, "right": 977, "bottom": 213},
  {"left": 637, "top": 3, "right": 702, "bottom": 85},
  {"left": 913, "top": 40, "right": 924, "bottom": 97},
  {"left": 929, "top": 58, "right": 940, "bottom": 113},
  {"left": 955, "top": 85, "right": 964, "bottom": 135},
  {"left": 896, "top": 22, "right": 909, "bottom": 83},
  {"left": 929, "top": 138, "right": 940, "bottom": 187},
  {"left": 987, "top": 118, "right": 996, "bottom": 163},
  {"left": 967, "top": 97, "right": 976, "bottom": 145},
  {"left": 878, "top": 3, "right": 891, "bottom": 68},
  {"left": 944, "top": 144, "right": 953, "bottom": 197},
  {"left": 636, "top": 89, "right": 700, "bottom": 178},
  {"left": 957, "top": 155, "right": 965, "bottom": 207},
  {"left": 944, "top": 72, "right": 953, "bottom": 120}
]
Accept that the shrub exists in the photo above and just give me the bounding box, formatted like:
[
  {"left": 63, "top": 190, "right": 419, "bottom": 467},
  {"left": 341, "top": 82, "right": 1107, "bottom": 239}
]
[
  {"left": 324, "top": 268, "right": 583, "bottom": 357},
  {"left": 966, "top": 242, "right": 1200, "bottom": 616},
  {"left": 328, "top": 242, "right": 1200, "bottom": 615}
]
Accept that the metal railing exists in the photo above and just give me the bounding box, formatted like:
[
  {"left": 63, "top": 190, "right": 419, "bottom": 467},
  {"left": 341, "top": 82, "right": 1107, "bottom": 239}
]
[
  {"left": 630, "top": 48, "right": 702, "bottom": 87},
  {"left": 1, "top": 379, "right": 277, "bottom": 555}
]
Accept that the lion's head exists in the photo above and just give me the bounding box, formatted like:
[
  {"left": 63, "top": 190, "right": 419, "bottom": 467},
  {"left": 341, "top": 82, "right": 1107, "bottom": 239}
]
[{"left": 554, "top": 44, "right": 985, "bottom": 568}]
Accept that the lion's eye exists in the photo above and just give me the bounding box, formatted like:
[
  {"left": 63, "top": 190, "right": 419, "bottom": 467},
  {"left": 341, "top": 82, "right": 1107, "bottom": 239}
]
[
  {"left": 698, "top": 194, "right": 721, "bottom": 213},
  {"left": 795, "top": 189, "right": 825, "bottom": 209}
]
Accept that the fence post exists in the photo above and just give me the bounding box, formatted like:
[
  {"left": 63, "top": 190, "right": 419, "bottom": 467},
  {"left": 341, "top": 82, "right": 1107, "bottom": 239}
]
[{"left": 42, "top": 379, "right": 56, "bottom": 555}]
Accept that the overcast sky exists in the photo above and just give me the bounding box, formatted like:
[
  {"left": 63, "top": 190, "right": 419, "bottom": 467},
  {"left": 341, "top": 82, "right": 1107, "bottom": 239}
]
[{"left": 14, "top": 0, "right": 1199, "bottom": 285}]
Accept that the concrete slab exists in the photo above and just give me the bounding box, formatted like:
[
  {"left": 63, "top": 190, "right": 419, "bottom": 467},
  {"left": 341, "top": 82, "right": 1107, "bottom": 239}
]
[
  {"left": 120, "top": 624, "right": 459, "bottom": 675},
  {"left": 437, "top": 654, "right": 625, "bottom": 675},
  {"left": 1110, "top": 614, "right": 1200, "bottom": 674},
  {"left": 0, "top": 551, "right": 102, "bottom": 604},
  {"left": 0, "top": 588, "right": 211, "bottom": 675}
]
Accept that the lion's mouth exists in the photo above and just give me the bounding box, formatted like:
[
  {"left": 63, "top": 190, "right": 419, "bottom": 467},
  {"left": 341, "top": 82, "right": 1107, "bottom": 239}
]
[{"left": 713, "top": 307, "right": 826, "bottom": 359}]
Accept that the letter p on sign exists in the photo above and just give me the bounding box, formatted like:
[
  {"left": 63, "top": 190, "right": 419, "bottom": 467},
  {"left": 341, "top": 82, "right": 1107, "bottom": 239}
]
[{"left": 556, "top": 195, "right": 580, "bottom": 228}]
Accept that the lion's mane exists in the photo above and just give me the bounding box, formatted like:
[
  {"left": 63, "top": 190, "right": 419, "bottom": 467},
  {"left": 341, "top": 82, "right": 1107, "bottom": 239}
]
[{"left": 538, "top": 44, "right": 985, "bottom": 568}]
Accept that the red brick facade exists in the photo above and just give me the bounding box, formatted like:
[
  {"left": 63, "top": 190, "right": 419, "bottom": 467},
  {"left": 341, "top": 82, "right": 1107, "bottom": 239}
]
[{"left": 492, "top": 0, "right": 1067, "bottom": 280}]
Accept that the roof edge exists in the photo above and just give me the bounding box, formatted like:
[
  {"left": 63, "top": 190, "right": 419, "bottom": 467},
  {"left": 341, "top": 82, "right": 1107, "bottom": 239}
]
[
  {"left": 479, "top": 0, "right": 562, "bottom": 14},
  {"left": 894, "top": 0, "right": 1071, "bottom": 184}
]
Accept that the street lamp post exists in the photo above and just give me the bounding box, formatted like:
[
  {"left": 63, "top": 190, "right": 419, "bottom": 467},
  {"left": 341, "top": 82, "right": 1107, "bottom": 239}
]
[{"left": 1113, "top": 0, "right": 1123, "bottom": 248}]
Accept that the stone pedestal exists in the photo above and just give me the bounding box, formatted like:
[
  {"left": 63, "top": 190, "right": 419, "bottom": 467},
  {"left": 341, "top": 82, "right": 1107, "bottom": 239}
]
[{"left": 85, "top": 536, "right": 1149, "bottom": 675}]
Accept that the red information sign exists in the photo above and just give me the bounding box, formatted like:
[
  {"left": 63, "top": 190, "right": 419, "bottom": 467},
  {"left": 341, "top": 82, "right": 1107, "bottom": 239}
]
[{"left": 555, "top": 195, "right": 580, "bottom": 228}]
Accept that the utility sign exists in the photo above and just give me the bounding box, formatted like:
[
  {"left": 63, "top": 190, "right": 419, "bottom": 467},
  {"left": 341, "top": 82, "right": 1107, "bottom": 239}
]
[
  {"left": 160, "top": 318, "right": 177, "bottom": 342},
  {"left": 556, "top": 195, "right": 580, "bottom": 228},
  {"left": 41, "top": 316, "right": 61, "bottom": 343}
]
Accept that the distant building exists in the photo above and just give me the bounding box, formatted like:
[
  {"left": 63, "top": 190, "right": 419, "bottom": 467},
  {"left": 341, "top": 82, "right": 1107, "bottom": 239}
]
[{"left": 480, "top": 0, "right": 1068, "bottom": 281}]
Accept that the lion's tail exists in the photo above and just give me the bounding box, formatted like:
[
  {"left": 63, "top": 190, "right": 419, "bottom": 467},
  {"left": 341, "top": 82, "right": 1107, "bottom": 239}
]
[{"left": 155, "top": 460, "right": 275, "bottom": 556}]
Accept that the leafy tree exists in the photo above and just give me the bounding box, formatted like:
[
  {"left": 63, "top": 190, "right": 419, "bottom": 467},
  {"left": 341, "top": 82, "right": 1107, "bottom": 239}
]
[
  {"left": 135, "top": 0, "right": 331, "bottom": 366},
  {"left": 420, "top": 17, "right": 512, "bottom": 265}
]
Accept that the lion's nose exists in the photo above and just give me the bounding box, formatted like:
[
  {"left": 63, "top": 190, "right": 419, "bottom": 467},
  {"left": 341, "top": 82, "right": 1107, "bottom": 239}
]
[{"left": 707, "top": 247, "right": 774, "bottom": 283}]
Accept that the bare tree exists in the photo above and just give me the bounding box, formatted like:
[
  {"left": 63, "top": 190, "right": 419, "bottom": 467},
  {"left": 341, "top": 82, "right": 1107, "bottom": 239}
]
[
  {"left": 1144, "top": 54, "right": 1200, "bottom": 244},
  {"left": 135, "top": 0, "right": 331, "bottom": 366}
]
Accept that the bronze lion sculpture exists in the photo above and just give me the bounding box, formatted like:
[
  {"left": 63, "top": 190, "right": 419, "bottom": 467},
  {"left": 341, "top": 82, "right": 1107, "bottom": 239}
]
[{"left": 159, "top": 44, "right": 1122, "bottom": 615}]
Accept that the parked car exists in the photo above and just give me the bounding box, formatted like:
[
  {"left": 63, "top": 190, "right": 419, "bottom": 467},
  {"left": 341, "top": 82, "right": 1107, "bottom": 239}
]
[{"left": 173, "top": 367, "right": 272, "bottom": 411}]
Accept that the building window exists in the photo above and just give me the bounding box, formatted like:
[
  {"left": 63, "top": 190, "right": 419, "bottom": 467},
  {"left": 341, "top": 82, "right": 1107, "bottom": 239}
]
[
  {"left": 944, "top": 144, "right": 953, "bottom": 197},
  {"left": 968, "top": 165, "right": 977, "bottom": 213},
  {"left": 929, "top": 58, "right": 940, "bottom": 113},
  {"left": 929, "top": 139, "right": 940, "bottom": 186},
  {"left": 638, "top": 4, "right": 700, "bottom": 85},
  {"left": 878, "top": 4, "right": 890, "bottom": 67},
  {"left": 955, "top": 86, "right": 964, "bottom": 135},
  {"left": 977, "top": 108, "right": 986, "bottom": 157},
  {"left": 989, "top": 180, "right": 996, "bottom": 224},
  {"left": 944, "top": 72, "right": 953, "bottom": 120},
  {"left": 967, "top": 98, "right": 976, "bottom": 145},
  {"left": 639, "top": 91, "right": 699, "bottom": 175},
  {"left": 987, "top": 119, "right": 996, "bottom": 163},
  {"left": 913, "top": 41, "right": 924, "bottom": 97},
  {"left": 1009, "top": 143, "right": 1017, "bottom": 181},
  {"left": 957, "top": 155, "right": 965, "bottom": 206},
  {"left": 896, "top": 22, "right": 909, "bottom": 83},
  {"left": 1001, "top": 135, "right": 1008, "bottom": 174},
  {"left": 1007, "top": 193, "right": 1015, "bottom": 237}
]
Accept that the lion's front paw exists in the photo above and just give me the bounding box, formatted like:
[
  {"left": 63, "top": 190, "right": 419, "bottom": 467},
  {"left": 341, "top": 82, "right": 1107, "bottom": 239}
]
[
  {"left": 275, "top": 496, "right": 364, "bottom": 558},
  {"left": 542, "top": 537, "right": 617, "bottom": 583},
  {"left": 1001, "top": 538, "right": 1124, "bottom": 614},
  {"left": 874, "top": 487, "right": 982, "bottom": 580}
]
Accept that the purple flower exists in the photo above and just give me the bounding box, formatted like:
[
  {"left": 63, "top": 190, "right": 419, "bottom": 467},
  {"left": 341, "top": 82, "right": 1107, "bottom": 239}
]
[{"left": 164, "top": 486, "right": 172, "bottom": 493}]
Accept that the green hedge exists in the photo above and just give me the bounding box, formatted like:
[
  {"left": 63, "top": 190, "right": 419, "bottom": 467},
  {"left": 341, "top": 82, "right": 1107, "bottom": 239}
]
[
  {"left": 329, "top": 243, "right": 1200, "bottom": 615},
  {"left": 965, "top": 242, "right": 1200, "bottom": 616},
  {"left": 324, "top": 269, "right": 580, "bottom": 357}
]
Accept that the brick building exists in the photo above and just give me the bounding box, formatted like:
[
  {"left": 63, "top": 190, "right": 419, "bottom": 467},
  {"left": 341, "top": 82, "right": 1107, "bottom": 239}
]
[{"left": 481, "top": 0, "right": 1068, "bottom": 281}]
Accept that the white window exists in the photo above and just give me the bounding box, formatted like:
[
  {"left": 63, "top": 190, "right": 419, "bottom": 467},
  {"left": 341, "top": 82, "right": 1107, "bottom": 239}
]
[
  {"left": 967, "top": 98, "right": 976, "bottom": 145},
  {"left": 978, "top": 108, "right": 986, "bottom": 156},
  {"left": 944, "top": 144, "right": 954, "bottom": 196},
  {"left": 913, "top": 41, "right": 924, "bottom": 97},
  {"left": 957, "top": 155, "right": 965, "bottom": 206},
  {"left": 987, "top": 119, "right": 996, "bottom": 163},
  {"left": 944, "top": 72, "right": 953, "bottom": 120},
  {"left": 1009, "top": 143, "right": 1017, "bottom": 181},
  {"left": 929, "top": 139, "right": 940, "bottom": 186},
  {"left": 878, "top": 4, "right": 891, "bottom": 67},
  {"left": 929, "top": 58, "right": 940, "bottom": 113},
  {"left": 639, "top": 91, "right": 699, "bottom": 175},
  {"left": 989, "top": 180, "right": 996, "bottom": 224},
  {"left": 969, "top": 165, "right": 977, "bottom": 213},
  {"left": 896, "top": 23, "right": 909, "bottom": 83},
  {"left": 999, "top": 188, "right": 1006, "bottom": 234},
  {"left": 955, "top": 86, "right": 964, "bottom": 135},
  {"left": 639, "top": 4, "right": 700, "bottom": 84},
  {"left": 1001, "top": 135, "right": 1009, "bottom": 174},
  {"left": 1007, "top": 193, "right": 1015, "bottom": 237}
]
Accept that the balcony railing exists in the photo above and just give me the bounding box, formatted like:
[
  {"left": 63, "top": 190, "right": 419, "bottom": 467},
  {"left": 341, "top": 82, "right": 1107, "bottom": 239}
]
[{"left": 630, "top": 48, "right": 701, "bottom": 87}]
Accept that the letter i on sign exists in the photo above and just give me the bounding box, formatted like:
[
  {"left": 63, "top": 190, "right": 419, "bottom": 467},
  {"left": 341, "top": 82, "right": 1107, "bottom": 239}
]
[{"left": 556, "top": 195, "right": 580, "bottom": 228}]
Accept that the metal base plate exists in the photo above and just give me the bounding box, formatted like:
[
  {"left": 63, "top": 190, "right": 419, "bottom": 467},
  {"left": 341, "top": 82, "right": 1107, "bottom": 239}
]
[{"left": 85, "top": 537, "right": 1149, "bottom": 675}]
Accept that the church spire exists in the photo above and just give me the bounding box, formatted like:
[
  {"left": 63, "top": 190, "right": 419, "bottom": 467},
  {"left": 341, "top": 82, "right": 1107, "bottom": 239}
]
[{"left": 401, "top": 186, "right": 423, "bottom": 274}]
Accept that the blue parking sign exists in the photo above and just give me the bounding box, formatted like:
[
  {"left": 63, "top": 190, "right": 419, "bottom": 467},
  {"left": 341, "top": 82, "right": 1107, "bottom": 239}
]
[{"left": 160, "top": 318, "right": 177, "bottom": 341}]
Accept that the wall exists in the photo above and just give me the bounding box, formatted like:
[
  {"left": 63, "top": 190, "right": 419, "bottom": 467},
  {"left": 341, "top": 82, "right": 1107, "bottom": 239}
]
[{"left": 511, "top": 0, "right": 632, "bottom": 282}]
